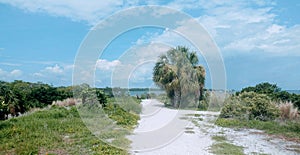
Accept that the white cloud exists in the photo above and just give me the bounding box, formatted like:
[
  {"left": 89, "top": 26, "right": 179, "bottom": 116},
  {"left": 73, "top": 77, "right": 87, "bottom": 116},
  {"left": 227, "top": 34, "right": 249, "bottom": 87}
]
[
  {"left": 31, "top": 63, "right": 74, "bottom": 85},
  {"left": 96, "top": 59, "right": 121, "bottom": 71},
  {"left": 129, "top": 63, "right": 154, "bottom": 83},
  {"left": 64, "top": 64, "right": 74, "bottom": 70},
  {"left": 267, "top": 24, "right": 285, "bottom": 34},
  {"left": 224, "top": 25, "right": 300, "bottom": 55},
  {"left": 33, "top": 72, "right": 44, "bottom": 77},
  {"left": 0, "top": 68, "right": 23, "bottom": 80},
  {"left": 45, "top": 64, "right": 63, "bottom": 74},
  {"left": 0, "top": 0, "right": 134, "bottom": 25},
  {"left": 0, "top": 68, "right": 5, "bottom": 75},
  {"left": 126, "top": 0, "right": 300, "bottom": 56},
  {"left": 10, "top": 69, "right": 22, "bottom": 77}
]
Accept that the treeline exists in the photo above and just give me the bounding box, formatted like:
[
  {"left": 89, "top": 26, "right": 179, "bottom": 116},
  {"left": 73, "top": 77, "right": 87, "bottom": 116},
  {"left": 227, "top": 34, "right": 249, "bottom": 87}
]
[
  {"left": 0, "top": 80, "right": 71, "bottom": 120},
  {"left": 0, "top": 80, "right": 115, "bottom": 120}
]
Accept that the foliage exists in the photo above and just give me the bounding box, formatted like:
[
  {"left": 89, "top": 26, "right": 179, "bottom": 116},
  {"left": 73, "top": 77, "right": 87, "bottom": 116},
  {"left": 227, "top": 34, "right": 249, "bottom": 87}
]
[
  {"left": 0, "top": 106, "right": 130, "bottom": 154},
  {"left": 104, "top": 101, "right": 140, "bottom": 129},
  {"left": 240, "top": 82, "right": 281, "bottom": 94},
  {"left": 220, "top": 92, "right": 279, "bottom": 121},
  {"left": 0, "top": 94, "right": 140, "bottom": 154},
  {"left": 153, "top": 46, "right": 205, "bottom": 108},
  {"left": 216, "top": 118, "right": 300, "bottom": 140},
  {"left": 0, "top": 80, "right": 73, "bottom": 120},
  {"left": 240, "top": 82, "right": 300, "bottom": 109},
  {"left": 210, "top": 135, "right": 244, "bottom": 155},
  {"left": 278, "top": 101, "right": 299, "bottom": 120}
]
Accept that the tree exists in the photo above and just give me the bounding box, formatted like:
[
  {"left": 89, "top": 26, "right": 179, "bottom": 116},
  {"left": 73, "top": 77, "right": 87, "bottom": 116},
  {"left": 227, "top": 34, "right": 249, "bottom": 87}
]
[
  {"left": 153, "top": 46, "right": 205, "bottom": 108},
  {"left": 73, "top": 83, "right": 98, "bottom": 105},
  {"left": 96, "top": 89, "right": 108, "bottom": 107},
  {"left": 10, "top": 80, "right": 32, "bottom": 114},
  {"left": 0, "top": 82, "right": 19, "bottom": 118}
]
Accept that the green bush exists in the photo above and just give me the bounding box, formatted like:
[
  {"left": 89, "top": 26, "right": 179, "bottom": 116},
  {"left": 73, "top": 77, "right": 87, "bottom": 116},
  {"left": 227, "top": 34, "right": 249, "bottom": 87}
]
[{"left": 220, "top": 92, "right": 279, "bottom": 121}]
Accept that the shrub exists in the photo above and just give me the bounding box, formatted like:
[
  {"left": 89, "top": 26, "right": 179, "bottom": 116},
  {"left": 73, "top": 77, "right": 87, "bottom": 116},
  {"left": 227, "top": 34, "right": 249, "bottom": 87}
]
[
  {"left": 220, "top": 92, "right": 279, "bottom": 121},
  {"left": 278, "top": 101, "right": 299, "bottom": 120},
  {"left": 219, "top": 96, "right": 249, "bottom": 120}
]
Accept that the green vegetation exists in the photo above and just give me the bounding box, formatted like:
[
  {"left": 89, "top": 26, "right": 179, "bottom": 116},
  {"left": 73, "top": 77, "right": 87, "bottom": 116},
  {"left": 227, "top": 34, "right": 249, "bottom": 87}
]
[
  {"left": 210, "top": 135, "right": 244, "bottom": 155},
  {"left": 153, "top": 46, "right": 205, "bottom": 108},
  {"left": 0, "top": 81, "right": 112, "bottom": 120},
  {"left": 240, "top": 82, "right": 300, "bottom": 109},
  {"left": 0, "top": 106, "right": 136, "bottom": 154},
  {"left": 220, "top": 91, "right": 279, "bottom": 121},
  {"left": 218, "top": 82, "right": 300, "bottom": 141},
  {"left": 0, "top": 80, "right": 73, "bottom": 120},
  {"left": 0, "top": 80, "right": 141, "bottom": 154},
  {"left": 104, "top": 98, "right": 140, "bottom": 129},
  {"left": 216, "top": 118, "right": 300, "bottom": 140}
]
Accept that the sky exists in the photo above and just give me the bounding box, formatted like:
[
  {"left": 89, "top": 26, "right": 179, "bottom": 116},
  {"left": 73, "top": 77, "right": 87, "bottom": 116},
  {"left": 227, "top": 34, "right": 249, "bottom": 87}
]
[{"left": 0, "top": 0, "right": 299, "bottom": 90}]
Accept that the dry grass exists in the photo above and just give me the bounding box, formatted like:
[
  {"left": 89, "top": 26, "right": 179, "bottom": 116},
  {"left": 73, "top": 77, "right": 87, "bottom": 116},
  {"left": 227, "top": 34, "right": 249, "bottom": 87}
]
[
  {"left": 52, "top": 98, "right": 80, "bottom": 107},
  {"left": 278, "top": 101, "right": 299, "bottom": 120}
]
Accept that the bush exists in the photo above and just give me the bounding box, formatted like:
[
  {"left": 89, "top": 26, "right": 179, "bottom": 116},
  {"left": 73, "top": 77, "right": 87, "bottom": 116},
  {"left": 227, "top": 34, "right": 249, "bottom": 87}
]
[
  {"left": 278, "top": 101, "right": 299, "bottom": 120},
  {"left": 220, "top": 92, "right": 279, "bottom": 121}
]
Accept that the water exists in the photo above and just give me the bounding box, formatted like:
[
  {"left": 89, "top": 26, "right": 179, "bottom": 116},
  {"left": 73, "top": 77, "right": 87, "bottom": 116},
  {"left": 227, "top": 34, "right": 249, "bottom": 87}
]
[
  {"left": 129, "top": 90, "right": 165, "bottom": 96},
  {"left": 286, "top": 90, "right": 300, "bottom": 95}
]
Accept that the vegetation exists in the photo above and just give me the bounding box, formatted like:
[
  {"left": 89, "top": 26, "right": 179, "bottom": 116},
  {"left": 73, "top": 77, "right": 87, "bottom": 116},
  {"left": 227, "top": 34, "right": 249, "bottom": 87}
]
[
  {"left": 220, "top": 91, "right": 279, "bottom": 121},
  {"left": 216, "top": 118, "right": 300, "bottom": 140},
  {"left": 0, "top": 80, "right": 73, "bottom": 120},
  {"left": 0, "top": 106, "right": 135, "bottom": 154},
  {"left": 218, "top": 82, "right": 300, "bottom": 141},
  {"left": 0, "top": 94, "right": 140, "bottom": 154},
  {"left": 0, "top": 81, "right": 120, "bottom": 120},
  {"left": 240, "top": 82, "right": 300, "bottom": 109},
  {"left": 210, "top": 135, "right": 244, "bottom": 155},
  {"left": 0, "top": 80, "right": 141, "bottom": 154},
  {"left": 153, "top": 46, "right": 205, "bottom": 108},
  {"left": 278, "top": 101, "right": 299, "bottom": 120}
]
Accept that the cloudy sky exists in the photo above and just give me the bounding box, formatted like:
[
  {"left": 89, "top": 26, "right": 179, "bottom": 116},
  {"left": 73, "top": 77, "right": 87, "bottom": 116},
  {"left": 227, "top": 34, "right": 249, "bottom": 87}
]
[{"left": 0, "top": 0, "right": 299, "bottom": 90}]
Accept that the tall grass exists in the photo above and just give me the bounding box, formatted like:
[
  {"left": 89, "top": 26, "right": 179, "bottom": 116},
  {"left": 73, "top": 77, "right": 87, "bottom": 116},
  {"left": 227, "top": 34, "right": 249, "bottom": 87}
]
[
  {"left": 52, "top": 98, "right": 80, "bottom": 107},
  {"left": 278, "top": 101, "right": 299, "bottom": 121}
]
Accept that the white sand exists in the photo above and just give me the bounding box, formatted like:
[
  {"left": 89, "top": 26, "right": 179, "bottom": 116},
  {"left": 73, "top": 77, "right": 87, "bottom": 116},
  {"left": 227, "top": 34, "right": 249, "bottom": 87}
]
[
  {"left": 128, "top": 99, "right": 300, "bottom": 155},
  {"left": 128, "top": 99, "right": 214, "bottom": 154}
]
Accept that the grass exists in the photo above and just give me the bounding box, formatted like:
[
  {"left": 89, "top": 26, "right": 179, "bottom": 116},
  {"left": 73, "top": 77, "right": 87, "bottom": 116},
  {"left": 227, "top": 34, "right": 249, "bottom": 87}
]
[
  {"left": 184, "top": 130, "right": 195, "bottom": 134},
  {"left": 215, "top": 118, "right": 300, "bottom": 141},
  {"left": 210, "top": 135, "right": 244, "bottom": 155},
  {"left": 212, "top": 135, "right": 227, "bottom": 141},
  {"left": 0, "top": 104, "right": 139, "bottom": 154}
]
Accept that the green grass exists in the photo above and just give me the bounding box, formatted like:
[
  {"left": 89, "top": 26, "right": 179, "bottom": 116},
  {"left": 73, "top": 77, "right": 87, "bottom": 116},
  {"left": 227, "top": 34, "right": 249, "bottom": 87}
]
[
  {"left": 210, "top": 135, "right": 244, "bottom": 155},
  {"left": 0, "top": 105, "right": 139, "bottom": 154},
  {"left": 215, "top": 118, "right": 300, "bottom": 140},
  {"left": 212, "top": 135, "right": 227, "bottom": 141},
  {"left": 184, "top": 130, "right": 195, "bottom": 134}
]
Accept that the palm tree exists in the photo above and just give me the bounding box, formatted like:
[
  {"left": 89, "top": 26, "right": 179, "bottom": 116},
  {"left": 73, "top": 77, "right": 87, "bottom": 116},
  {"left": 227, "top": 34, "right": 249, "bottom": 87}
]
[{"left": 153, "top": 46, "right": 205, "bottom": 108}]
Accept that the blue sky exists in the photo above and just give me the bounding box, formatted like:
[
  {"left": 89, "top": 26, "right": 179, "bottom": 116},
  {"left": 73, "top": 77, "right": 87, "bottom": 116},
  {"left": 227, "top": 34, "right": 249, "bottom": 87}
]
[{"left": 0, "top": 0, "right": 299, "bottom": 90}]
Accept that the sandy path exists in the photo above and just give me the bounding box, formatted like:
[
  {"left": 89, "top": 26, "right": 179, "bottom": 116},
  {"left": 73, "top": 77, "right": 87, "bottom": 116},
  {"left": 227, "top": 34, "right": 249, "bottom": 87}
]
[{"left": 128, "top": 99, "right": 300, "bottom": 155}]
